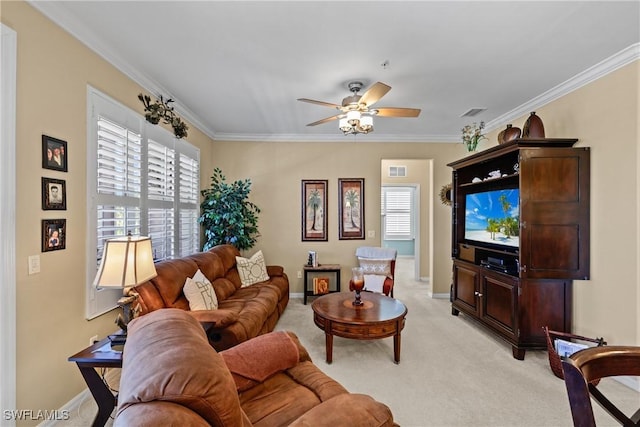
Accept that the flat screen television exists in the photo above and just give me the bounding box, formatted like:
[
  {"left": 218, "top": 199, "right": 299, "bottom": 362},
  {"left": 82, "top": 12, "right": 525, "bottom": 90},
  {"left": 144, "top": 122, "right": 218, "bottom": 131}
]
[{"left": 465, "top": 188, "right": 520, "bottom": 249}]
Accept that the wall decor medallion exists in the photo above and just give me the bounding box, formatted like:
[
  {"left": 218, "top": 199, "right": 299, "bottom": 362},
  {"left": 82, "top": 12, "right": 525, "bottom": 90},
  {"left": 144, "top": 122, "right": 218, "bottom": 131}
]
[
  {"left": 301, "top": 180, "right": 328, "bottom": 241},
  {"left": 42, "top": 177, "right": 66, "bottom": 210},
  {"left": 138, "top": 93, "right": 189, "bottom": 139},
  {"left": 42, "top": 135, "right": 68, "bottom": 172},
  {"left": 439, "top": 183, "right": 452, "bottom": 206},
  {"left": 338, "top": 178, "right": 365, "bottom": 240}
]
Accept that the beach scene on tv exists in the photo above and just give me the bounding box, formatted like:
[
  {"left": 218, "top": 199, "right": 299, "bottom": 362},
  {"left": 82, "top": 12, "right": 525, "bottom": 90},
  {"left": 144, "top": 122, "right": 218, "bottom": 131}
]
[{"left": 465, "top": 189, "right": 520, "bottom": 248}]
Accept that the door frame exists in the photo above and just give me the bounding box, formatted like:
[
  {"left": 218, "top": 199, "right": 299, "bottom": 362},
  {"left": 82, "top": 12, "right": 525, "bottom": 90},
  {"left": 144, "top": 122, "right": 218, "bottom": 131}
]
[{"left": 1, "top": 22, "right": 18, "bottom": 421}]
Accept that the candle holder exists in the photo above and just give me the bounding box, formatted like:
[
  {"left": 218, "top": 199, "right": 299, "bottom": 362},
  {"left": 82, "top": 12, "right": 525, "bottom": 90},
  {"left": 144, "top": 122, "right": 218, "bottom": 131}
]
[{"left": 351, "top": 267, "right": 364, "bottom": 306}]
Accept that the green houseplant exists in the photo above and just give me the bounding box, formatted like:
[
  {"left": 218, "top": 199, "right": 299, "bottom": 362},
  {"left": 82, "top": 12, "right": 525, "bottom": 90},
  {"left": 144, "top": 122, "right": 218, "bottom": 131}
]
[{"left": 199, "top": 168, "right": 261, "bottom": 251}]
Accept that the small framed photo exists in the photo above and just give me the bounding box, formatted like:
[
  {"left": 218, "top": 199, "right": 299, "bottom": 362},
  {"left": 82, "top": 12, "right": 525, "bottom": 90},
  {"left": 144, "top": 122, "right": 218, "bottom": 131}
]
[
  {"left": 42, "top": 135, "right": 68, "bottom": 172},
  {"left": 301, "top": 179, "right": 328, "bottom": 241},
  {"left": 42, "top": 219, "right": 66, "bottom": 252},
  {"left": 42, "top": 177, "right": 66, "bottom": 210},
  {"left": 338, "top": 178, "right": 365, "bottom": 240}
]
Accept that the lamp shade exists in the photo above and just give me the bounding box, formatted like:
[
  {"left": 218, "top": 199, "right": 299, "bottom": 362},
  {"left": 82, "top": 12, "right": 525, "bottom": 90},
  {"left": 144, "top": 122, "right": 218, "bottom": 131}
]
[{"left": 94, "top": 235, "right": 157, "bottom": 289}]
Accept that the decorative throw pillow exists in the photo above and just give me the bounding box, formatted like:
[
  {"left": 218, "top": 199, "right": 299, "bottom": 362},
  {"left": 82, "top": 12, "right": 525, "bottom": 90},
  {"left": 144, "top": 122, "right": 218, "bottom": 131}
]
[
  {"left": 358, "top": 258, "right": 392, "bottom": 278},
  {"left": 183, "top": 269, "right": 218, "bottom": 310},
  {"left": 236, "top": 250, "right": 270, "bottom": 287}
]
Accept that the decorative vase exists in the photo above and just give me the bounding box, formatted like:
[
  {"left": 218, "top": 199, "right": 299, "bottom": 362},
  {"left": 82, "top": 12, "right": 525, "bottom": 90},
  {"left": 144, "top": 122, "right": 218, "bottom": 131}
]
[
  {"left": 351, "top": 267, "right": 364, "bottom": 306},
  {"left": 502, "top": 124, "right": 522, "bottom": 143},
  {"left": 522, "top": 112, "right": 545, "bottom": 138}
]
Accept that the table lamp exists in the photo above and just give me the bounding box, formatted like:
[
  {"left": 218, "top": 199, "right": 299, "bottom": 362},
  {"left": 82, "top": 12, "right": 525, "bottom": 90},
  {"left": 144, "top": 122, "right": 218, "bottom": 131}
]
[{"left": 93, "top": 233, "right": 157, "bottom": 345}]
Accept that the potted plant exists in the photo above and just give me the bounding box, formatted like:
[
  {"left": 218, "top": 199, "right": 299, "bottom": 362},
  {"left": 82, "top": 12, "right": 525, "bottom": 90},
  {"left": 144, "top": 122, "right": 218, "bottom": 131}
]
[{"left": 199, "top": 168, "right": 261, "bottom": 251}]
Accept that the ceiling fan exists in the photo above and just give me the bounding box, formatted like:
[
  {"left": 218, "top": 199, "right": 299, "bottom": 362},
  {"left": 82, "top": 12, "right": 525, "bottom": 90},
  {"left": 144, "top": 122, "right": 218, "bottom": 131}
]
[{"left": 297, "top": 81, "right": 421, "bottom": 135}]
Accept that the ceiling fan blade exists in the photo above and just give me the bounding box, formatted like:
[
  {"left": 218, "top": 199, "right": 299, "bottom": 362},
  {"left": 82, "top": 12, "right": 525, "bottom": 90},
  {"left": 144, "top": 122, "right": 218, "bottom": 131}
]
[
  {"left": 375, "top": 107, "right": 421, "bottom": 118},
  {"left": 297, "top": 98, "right": 341, "bottom": 109},
  {"left": 359, "top": 82, "right": 391, "bottom": 107},
  {"left": 306, "top": 114, "right": 341, "bottom": 126}
]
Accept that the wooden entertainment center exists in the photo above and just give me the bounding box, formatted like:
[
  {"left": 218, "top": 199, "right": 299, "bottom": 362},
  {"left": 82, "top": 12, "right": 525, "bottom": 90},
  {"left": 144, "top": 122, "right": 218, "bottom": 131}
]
[{"left": 448, "top": 139, "right": 590, "bottom": 359}]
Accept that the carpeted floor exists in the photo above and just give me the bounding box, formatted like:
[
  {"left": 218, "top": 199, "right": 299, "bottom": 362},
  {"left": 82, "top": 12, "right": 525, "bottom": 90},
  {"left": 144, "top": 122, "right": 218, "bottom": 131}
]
[
  {"left": 61, "top": 258, "right": 637, "bottom": 427},
  {"left": 275, "top": 258, "right": 638, "bottom": 427}
]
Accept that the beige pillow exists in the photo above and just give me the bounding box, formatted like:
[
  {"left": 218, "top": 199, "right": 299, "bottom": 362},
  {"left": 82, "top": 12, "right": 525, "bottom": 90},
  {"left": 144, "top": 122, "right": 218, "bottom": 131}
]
[
  {"left": 236, "top": 250, "right": 270, "bottom": 287},
  {"left": 358, "top": 258, "right": 392, "bottom": 278},
  {"left": 183, "top": 269, "right": 218, "bottom": 310}
]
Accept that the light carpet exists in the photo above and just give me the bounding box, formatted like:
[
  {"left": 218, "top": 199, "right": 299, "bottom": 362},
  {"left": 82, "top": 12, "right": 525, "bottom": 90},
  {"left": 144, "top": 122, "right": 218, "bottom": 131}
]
[
  {"left": 59, "top": 258, "right": 637, "bottom": 427},
  {"left": 275, "top": 258, "right": 638, "bottom": 427}
]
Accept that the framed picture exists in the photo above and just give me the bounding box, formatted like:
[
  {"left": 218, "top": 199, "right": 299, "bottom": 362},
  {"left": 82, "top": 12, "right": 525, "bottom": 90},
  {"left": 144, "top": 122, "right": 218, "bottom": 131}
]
[
  {"left": 301, "top": 180, "right": 328, "bottom": 241},
  {"left": 42, "top": 134, "right": 68, "bottom": 172},
  {"left": 338, "top": 178, "right": 365, "bottom": 240},
  {"left": 42, "top": 177, "right": 66, "bottom": 210},
  {"left": 42, "top": 218, "right": 66, "bottom": 252}
]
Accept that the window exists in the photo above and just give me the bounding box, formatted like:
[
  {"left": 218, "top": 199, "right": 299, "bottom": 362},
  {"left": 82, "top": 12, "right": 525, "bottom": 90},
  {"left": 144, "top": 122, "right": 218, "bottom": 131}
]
[
  {"left": 382, "top": 187, "right": 414, "bottom": 240},
  {"left": 86, "top": 87, "right": 200, "bottom": 319}
]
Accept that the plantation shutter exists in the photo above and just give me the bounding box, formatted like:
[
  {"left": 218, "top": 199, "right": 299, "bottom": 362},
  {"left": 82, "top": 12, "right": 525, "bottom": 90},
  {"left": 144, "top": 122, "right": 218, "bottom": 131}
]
[
  {"left": 147, "top": 139, "right": 176, "bottom": 260},
  {"left": 383, "top": 188, "right": 413, "bottom": 240},
  {"left": 95, "top": 117, "right": 142, "bottom": 264},
  {"left": 87, "top": 87, "right": 200, "bottom": 319},
  {"left": 178, "top": 152, "right": 200, "bottom": 256}
]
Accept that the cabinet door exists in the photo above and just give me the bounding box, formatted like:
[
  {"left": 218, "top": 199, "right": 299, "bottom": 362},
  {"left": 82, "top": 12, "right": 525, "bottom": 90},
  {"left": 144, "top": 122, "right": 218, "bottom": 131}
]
[
  {"left": 519, "top": 148, "right": 590, "bottom": 280},
  {"left": 479, "top": 272, "right": 518, "bottom": 340},
  {"left": 452, "top": 261, "right": 479, "bottom": 315}
]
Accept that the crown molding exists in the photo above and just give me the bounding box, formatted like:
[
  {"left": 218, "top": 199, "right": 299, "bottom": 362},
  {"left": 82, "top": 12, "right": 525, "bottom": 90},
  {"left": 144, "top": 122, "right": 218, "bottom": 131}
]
[
  {"left": 485, "top": 43, "right": 640, "bottom": 132},
  {"left": 212, "top": 132, "right": 459, "bottom": 143}
]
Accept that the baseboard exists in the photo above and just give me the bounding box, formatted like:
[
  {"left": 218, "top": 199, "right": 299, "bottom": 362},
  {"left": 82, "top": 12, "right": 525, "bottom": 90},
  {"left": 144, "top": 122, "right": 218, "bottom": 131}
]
[
  {"left": 432, "top": 293, "right": 450, "bottom": 299},
  {"left": 38, "top": 389, "right": 89, "bottom": 427},
  {"left": 39, "top": 369, "right": 120, "bottom": 427},
  {"left": 290, "top": 292, "right": 303, "bottom": 299}
]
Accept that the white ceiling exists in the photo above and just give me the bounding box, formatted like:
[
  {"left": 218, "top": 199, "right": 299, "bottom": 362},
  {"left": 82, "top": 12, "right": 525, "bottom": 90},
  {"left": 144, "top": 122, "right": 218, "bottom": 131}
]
[{"left": 31, "top": 1, "right": 640, "bottom": 142}]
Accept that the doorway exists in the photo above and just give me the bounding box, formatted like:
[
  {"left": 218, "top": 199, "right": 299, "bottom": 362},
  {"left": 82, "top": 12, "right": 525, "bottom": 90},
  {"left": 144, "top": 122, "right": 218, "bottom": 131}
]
[{"left": 380, "top": 159, "right": 432, "bottom": 284}]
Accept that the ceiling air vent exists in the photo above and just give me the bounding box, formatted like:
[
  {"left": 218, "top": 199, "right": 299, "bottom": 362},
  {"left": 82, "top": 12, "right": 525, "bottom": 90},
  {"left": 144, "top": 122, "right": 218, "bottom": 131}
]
[
  {"left": 460, "top": 108, "right": 486, "bottom": 117},
  {"left": 388, "top": 166, "right": 406, "bottom": 177}
]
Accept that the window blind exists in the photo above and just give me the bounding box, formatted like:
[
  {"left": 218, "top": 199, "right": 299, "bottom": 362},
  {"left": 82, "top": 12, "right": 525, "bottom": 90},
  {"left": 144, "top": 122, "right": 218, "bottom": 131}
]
[{"left": 87, "top": 87, "right": 200, "bottom": 319}]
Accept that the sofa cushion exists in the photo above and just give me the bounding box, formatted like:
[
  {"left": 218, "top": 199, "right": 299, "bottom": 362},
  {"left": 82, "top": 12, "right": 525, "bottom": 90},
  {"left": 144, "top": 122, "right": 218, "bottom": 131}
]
[
  {"left": 184, "top": 269, "right": 218, "bottom": 310},
  {"left": 358, "top": 258, "right": 392, "bottom": 278},
  {"left": 221, "top": 331, "right": 299, "bottom": 391},
  {"left": 236, "top": 250, "right": 270, "bottom": 287}
]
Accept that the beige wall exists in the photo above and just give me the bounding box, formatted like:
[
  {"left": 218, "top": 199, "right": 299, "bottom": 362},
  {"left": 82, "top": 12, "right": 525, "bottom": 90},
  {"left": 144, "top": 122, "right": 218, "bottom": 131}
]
[
  {"left": 209, "top": 141, "right": 460, "bottom": 297},
  {"left": 3, "top": 0, "right": 639, "bottom": 420},
  {"left": 2, "top": 2, "right": 215, "bottom": 422}
]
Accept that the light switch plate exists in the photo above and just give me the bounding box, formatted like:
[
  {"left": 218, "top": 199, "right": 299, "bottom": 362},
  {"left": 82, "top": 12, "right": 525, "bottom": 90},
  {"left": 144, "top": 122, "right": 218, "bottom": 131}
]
[
  {"left": 28, "top": 255, "right": 40, "bottom": 275},
  {"left": 367, "top": 230, "right": 375, "bottom": 238}
]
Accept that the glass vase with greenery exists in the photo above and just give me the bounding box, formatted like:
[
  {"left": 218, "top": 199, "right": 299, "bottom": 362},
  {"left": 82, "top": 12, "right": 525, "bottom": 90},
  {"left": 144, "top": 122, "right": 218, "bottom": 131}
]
[{"left": 199, "top": 168, "right": 261, "bottom": 251}]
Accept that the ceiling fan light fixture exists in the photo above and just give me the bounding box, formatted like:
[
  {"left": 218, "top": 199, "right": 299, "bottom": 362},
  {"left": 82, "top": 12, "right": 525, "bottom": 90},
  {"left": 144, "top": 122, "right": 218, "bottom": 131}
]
[
  {"left": 339, "top": 116, "right": 352, "bottom": 133},
  {"left": 346, "top": 110, "right": 361, "bottom": 126},
  {"left": 360, "top": 115, "right": 374, "bottom": 133}
]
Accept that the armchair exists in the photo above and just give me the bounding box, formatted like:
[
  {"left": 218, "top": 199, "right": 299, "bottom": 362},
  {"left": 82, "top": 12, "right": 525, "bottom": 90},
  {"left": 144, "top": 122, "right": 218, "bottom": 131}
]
[
  {"left": 349, "top": 247, "right": 397, "bottom": 297},
  {"left": 562, "top": 345, "right": 640, "bottom": 427}
]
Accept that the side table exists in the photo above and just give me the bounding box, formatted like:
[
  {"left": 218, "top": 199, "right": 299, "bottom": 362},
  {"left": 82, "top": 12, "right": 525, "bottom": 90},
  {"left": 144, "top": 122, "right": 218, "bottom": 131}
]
[
  {"left": 303, "top": 264, "right": 341, "bottom": 305},
  {"left": 68, "top": 335, "right": 123, "bottom": 427}
]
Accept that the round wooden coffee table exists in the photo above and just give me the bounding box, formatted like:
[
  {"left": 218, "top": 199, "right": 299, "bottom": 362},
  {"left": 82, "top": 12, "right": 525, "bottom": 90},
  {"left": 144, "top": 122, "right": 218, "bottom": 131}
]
[{"left": 311, "top": 292, "right": 407, "bottom": 364}]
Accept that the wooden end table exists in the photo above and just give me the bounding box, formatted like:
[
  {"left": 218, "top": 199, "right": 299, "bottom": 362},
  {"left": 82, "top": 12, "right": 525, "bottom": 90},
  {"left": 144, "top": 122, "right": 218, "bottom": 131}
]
[
  {"left": 68, "top": 335, "right": 123, "bottom": 427},
  {"left": 311, "top": 292, "right": 407, "bottom": 364},
  {"left": 303, "top": 264, "right": 341, "bottom": 305}
]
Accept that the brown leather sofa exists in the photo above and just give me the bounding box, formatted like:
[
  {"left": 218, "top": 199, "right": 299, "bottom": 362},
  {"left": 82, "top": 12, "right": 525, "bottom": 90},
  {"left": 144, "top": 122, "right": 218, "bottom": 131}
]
[
  {"left": 116, "top": 309, "right": 395, "bottom": 427},
  {"left": 129, "top": 244, "right": 289, "bottom": 351}
]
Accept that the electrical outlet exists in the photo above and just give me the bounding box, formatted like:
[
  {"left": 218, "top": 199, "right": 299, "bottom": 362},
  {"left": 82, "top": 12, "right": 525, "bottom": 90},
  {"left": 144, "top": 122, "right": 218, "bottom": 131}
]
[
  {"left": 297, "top": 271, "right": 302, "bottom": 279},
  {"left": 89, "top": 335, "right": 98, "bottom": 346},
  {"left": 28, "top": 255, "right": 40, "bottom": 275}
]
